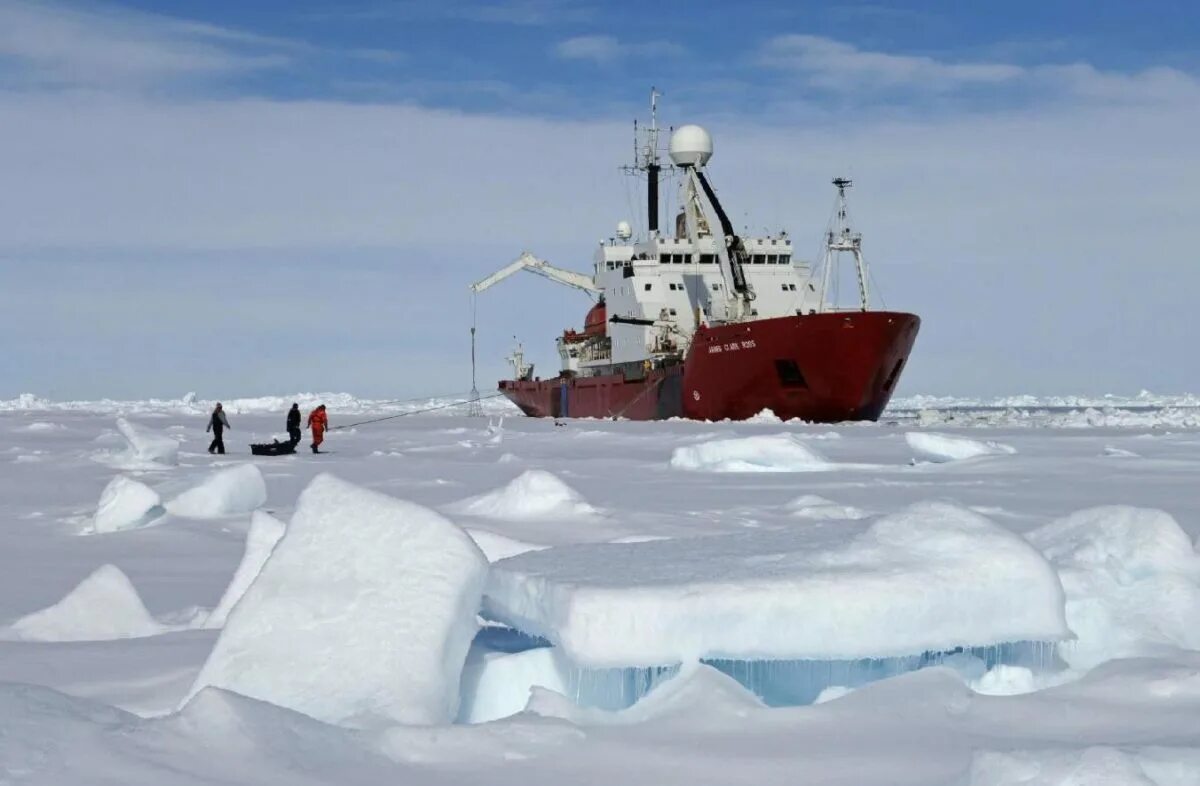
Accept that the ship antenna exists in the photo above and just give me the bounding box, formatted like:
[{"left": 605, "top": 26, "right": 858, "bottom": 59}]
[{"left": 819, "top": 177, "right": 870, "bottom": 312}]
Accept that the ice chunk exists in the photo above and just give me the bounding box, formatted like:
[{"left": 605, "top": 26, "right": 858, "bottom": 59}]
[
  {"left": 204, "top": 511, "right": 287, "bottom": 628},
  {"left": 91, "top": 475, "right": 164, "bottom": 534},
  {"left": 5, "top": 564, "right": 165, "bottom": 641},
  {"left": 113, "top": 417, "right": 179, "bottom": 468},
  {"left": 166, "top": 464, "right": 267, "bottom": 519},
  {"left": 786, "top": 494, "right": 867, "bottom": 520},
  {"left": 21, "top": 421, "right": 65, "bottom": 432},
  {"left": 1027, "top": 506, "right": 1200, "bottom": 670},
  {"left": 459, "top": 646, "right": 568, "bottom": 723},
  {"left": 1101, "top": 445, "right": 1141, "bottom": 458},
  {"left": 906, "top": 431, "right": 1016, "bottom": 462},
  {"left": 449, "top": 470, "right": 596, "bottom": 520},
  {"left": 466, "top": 528, "right": 549, "bottom": 562},
  {"left": 670, "top": 434, "right": 831, "bottom": 473},
  {"left": 968, "top": 746, "right": 1200, "bottom": 786},
  {"left": 484, "top": 502, "right": 1068, "bottom": 667},
  {"left": 185, "top": 474, "right": 488, "bottom": 727}
]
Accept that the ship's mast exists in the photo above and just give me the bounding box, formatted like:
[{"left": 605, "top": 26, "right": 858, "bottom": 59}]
[
  {"left": 819, "top": 177, "right": 870, "bottom": 312},
  {"left": 627, "top": 88, "right": 663, "bottom": 235}
]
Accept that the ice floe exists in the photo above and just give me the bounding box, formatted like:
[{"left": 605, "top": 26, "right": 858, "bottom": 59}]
[
  {"left": 91, "top": 475, "right": 165, "bottom": 534},
  {"left": 204, "top": 510, "right": 287, "bottom": 628},
  {"left": 670, "top": 434, "right": 832, "bottom": 472},
  {"left": 185, "top": 474, "right": 488, "bottom": 727},
  {"left": 3, "top": 564, "right": 165, "bottom": 641},
  {"left": 906, "top": 431, "right": 1017, "bottom": 463},
  {"left": 165, "top": 464, "right": 267, "bottom": 519},
  {"left": 483, "top": 501, "right": 1069, "bottom": 667},
  {"left": 99, "top": 417, "right": 180, "bottom": 470},
  {"left": 449, "top": 470, "right": 596, "bottom": 520}
]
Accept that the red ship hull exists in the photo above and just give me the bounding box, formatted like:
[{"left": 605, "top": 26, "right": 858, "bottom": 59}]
[{"left": 499, "top": 311, "right": 920, "bottom": 423}]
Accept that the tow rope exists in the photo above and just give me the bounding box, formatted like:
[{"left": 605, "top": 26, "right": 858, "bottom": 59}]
[{"left": 328, "top": 393, "right": 507, "bottom": 432}]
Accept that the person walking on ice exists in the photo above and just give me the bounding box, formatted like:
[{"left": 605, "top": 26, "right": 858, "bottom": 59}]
[
  {"left": 286, "top": 403, "right": 302, "bottom": 446},
  {"left": 207, "top": 402, "right": 230, "bottom": 454},
  {"left": 307, "top": 404, "right": 328, "bottom": 454}
]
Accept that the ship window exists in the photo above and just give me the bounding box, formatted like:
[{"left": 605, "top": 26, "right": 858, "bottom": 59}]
[
  {"left": 699, "top": 254, "right": 715, "bottom": 264},
  {"left": 789, "top": 283, "right": 797, "bottom": 291},
  {"left": 775, "top": 359, "right": 808, "bottom": 389},
  {"left": 659, "top": 254, "right": 670, "bottom": 264},
  {"left": 669, "top": 308, "right": 677, "bottom": 316},
  {"left": 781, "top": 284, "right": 789, "bottom": 292},
  {"left": 767, "top": 255, "right": 778, "bottom": 264},
  {"left": 712, "top": 283, "right": 720, "bottom": 291},
  {"left": 671, "top": 254, "right": 683, "bottom": 264},
  {"left": 751, "top": 309, "right": 759, "bottom": 316},
  {"left": 781, "top": 255, "right": 791, "bottom": 264},
  {"left": 683, "top": 254, "right": 692, "bottom": 264},
  {"left": 644, "top": 283, "right": 652, "bottom": 291},
  {"left": 752, "top": 255, "right": 765, "bottom": 264}
]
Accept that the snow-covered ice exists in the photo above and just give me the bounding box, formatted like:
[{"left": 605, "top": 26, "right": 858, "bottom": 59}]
[
  {"left": 185, "top": 474, "right": 488, "bottom": 727},
  {"left": 449, "top": 469, "right": 596, "bottom": 520},
  {"left": 165, "top": 464, "right": 267, "bottom": 519},
  {"left": 204, "top": 510, "right": 287, "bottom": 628},
  {"left": 3, "top": 399, "right": 1200, "bottom": 784},
  {"left": 906, "top": 431, "right": 1017, "bottom": 462},
  {"left": 105, "top": 417, "right": 180, "bottom": 469},
  {"left": 91, "top": 475, "right": 165, "bottom": 533},
  {"left": 3, "top": 564, "right": 165, "bottom": 641},
  {"left": 670, "top": 433, "right": 833, "bottom": 472},
  {"left": 483, "top": 501, "right": 1069, "bottom": 666}
]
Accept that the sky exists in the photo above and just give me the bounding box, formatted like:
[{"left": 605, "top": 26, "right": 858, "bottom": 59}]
[{"left": 1, "top": 0, "right": 1198, "bottom": 400}]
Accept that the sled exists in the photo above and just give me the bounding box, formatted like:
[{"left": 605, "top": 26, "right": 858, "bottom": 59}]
[{"left": 250, "top": 440, "right": 297, "bottom": 456}]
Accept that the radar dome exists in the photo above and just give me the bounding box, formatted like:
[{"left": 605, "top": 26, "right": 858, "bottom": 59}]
[
  {"left": 669, "top": 125, "right": 713, "bottom": 168},
  {"left": 616, "top": 220, "right": 632, "bottom": 240}
]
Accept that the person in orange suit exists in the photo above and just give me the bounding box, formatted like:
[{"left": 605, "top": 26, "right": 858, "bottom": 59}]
[{"left": 307, "top": 404, "right": 329, "bottom": 454}]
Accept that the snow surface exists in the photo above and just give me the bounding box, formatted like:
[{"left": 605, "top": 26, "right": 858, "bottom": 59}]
[
  {"left": 185, "top": 474, "right": 488, "bottom": 727},
  {"left": 448, "top": 469, "right": 596, "bottom": 520},
  {"left": 670, "top": 433, "right": 833, "bottom": 472},
  {"left": 204, "top": 510, "right": 286, "bottom": 628},
  {"left": 3, "top": 564, "right": 165, "bottom": 641},
  {"left": 483, "top": 501, "right": 1069, "bottom": 666},
  {"left": 165, "top": 464, "right": 268, "bottom": 519},
  {"left": 4, "top": 403, "right": 1200, "bottom": 784},
  {"left": 91, "top": 475, "right": 164, "bottom": 533},
  {"left": 906, "top": 431, "right": 1017, "bottom": 462}
]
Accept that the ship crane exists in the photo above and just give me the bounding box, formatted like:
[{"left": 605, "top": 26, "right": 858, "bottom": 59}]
[{"left": 470, "top": 251, "right": 600, "bottom": 296}]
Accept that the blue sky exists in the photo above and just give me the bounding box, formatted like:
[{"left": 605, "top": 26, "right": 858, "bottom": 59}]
[{"left": 1, "top": 0, "right": 1198, "bottom": 400}]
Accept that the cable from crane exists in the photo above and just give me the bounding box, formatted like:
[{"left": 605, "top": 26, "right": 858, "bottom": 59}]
[{"left": 468, "top": 291, "right": 482, "bottom": 417}]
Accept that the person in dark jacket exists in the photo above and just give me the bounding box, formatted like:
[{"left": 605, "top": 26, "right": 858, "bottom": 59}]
[
  {"left": 286, "top": 403, "right": 302, "bottom": 446},
  {"left": 206, "top": 403, "right": 230, "bottom": 454}
]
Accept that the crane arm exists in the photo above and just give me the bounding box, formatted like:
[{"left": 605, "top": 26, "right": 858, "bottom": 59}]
[{"left": 470, "top": 252, "right": 599, "bottom": 295}]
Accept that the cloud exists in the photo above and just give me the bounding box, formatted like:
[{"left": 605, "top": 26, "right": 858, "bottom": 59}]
[
  {"left": 312, "top": 0, "right": 595, "bottom": 26},
  {"left": 554, "top": 34, "right": 684, "bottom": 64},
  {"left": 761, "top": 34, "right": 1022, "bottom": 91},
  {"left": 0, "top": 0, "right": 294, "bottom": 90}
]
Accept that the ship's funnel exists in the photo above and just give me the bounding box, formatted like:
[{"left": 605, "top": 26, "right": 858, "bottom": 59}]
[{"left": 669, "top": 125, "right": 713, "bottom": 168}]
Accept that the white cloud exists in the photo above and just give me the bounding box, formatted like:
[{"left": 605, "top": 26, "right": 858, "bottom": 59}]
[
  {"left": 0, "top": 0, "right": 293, "bottom": 90},
  {"left": 554, "top": 34, "right": 684, "bottom": 64},
  {"left": 762, "top": 34, "right": 1022, "bottom": 90}
]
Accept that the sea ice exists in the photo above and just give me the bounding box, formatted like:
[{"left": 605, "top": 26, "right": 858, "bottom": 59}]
[
  {"left": 906, "top": 431, "right": 1017, "bottom": 463},
  {"left": 786, "top": 494, "right": 867, "bottom": 520},
  {"left": 459, "top": 645, "right": 568, "bottom": 723},
  {"left": 968, "top": 746, "right": 1200, "bottom": 786},
  {"left": 449, "top": 469, "right": 596, "bottom": 520},
  {"left": 669, "top": 434, "right": 831, "bottom": 472},
  {"left": 185, "top": 474, "right": 488, "bottom": 727},
  {"left": 4, "top": 564, "right": 165, "bottom": 641},
  {"left": 110, "top": 417, "right": 179, "bottom": 468},
  {"left": 165, "top": 464, "right": 267, "bottom": 519},
  {"left": 204, "top": 510, "right": 287, "bottom": 628},
  {"left": 91, "top": 475, "right": 164, "bottom": 534},
  {"left": 484, "top": 501, "right": 1068, "bottom": 667},
  {"left": 1027, "top": 506, "right": 1200, "bottom": 670},
  {"left": 466, "top": 528, "right": 548, "bottom": 562}
]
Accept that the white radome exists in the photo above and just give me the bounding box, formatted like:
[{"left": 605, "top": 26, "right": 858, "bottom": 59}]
[
  {"left": 616, "top": 220, "right": 632, "bottom": 240},
  {"left": 668, "top": 124, "right": 713, "bottom": 168}
]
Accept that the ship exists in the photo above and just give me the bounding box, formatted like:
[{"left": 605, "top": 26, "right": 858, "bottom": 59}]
[{"left": 470, "top": 93, "right": 920, "bottom": 422}]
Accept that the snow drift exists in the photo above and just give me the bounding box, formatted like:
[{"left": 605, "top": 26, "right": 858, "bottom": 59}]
[
  {"left": 185, "top": 474, "right": 488, "bottom": 727},
  {"left": 449, "top": 470, "right": 596, "bottom": 520},
  {"left": 166, "top": 464, "right": 267, "bottom": 519},
  {"left": 670, "top": 434, "right": 832, "bottom": 473},
  {"left": 786, "top": 494, "right": 867, "bottom": 520},
  {"left": 1026, "top": 506, "right": 1200, "bottom": 670},
  {"left": 91, "top": 475, "right": 164, "bottom": 533},
  {"left": 484, "top": 501, "right": 1069, "bottom": 667},
  {"left": 205, "top": 510, "right": 287, "bottom": 628},
  {"left": 906, "top": 431, "right": 1016, "bottom": 463},
  {"left": 4, "top": 564, "right": 165, "bottom": 641}
]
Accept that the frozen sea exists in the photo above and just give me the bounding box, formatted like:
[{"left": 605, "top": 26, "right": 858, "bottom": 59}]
[{"left": 2, "top": 392, "right": 1200, "bottom": 785}]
